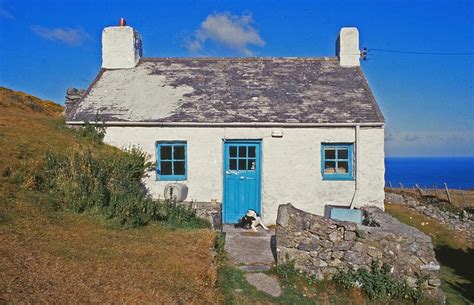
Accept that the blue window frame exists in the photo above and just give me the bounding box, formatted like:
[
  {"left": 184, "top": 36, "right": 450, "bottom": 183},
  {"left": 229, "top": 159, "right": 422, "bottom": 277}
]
[
  {"left": 156, "top": 141, "right": 187, "bottom": 181},
  {"left": 321, "top": 143, "right": 354, "bottom": 181}
]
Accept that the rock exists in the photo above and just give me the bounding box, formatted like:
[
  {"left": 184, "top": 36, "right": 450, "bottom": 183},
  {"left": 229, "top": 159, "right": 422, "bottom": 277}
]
[
  {"left": 420, "top": 262, "right": 440, "bottom": 271},
  {"left": 244, "top": 273, "right": 282, "bottom": 297},
  {"left": 355, "top": 228, "right": 368, "bottom": 239},
  {"left": 344, "top": 231, "right": 357, "bottom": 241},
  {"left": 428, "top": 278, "right": 441, "bottom": 287},
  {"left": 276, "top": 204, "right": 290, "bottom": 227},
  {"left": 318, "top": 250, "right": 332, "bottom": 260}
]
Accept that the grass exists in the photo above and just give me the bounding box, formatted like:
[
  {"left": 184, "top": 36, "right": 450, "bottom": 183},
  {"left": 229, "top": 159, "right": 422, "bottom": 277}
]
[
  {"left": 0, "top": 87, "right": 217, "bottom": 303},
  {"left": 386, "top": 203, "right": 473, "bottom": 305}
]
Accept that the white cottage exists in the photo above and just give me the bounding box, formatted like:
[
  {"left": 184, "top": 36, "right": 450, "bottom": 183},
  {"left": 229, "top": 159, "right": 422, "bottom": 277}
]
[{"left": 66, "top": 22, "right": 385, "bottom": 225}]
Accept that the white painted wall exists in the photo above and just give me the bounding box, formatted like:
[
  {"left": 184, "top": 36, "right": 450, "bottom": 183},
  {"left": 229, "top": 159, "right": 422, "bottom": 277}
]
[{"left": 104, "top": 126, "right": 385, "bottom": 224}]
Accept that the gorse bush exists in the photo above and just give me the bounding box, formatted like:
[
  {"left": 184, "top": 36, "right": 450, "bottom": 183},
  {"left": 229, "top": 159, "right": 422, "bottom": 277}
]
[
  {"left": 33, "top": 145, "right": 208, "bottom": 228},
  {"left": 333, "top": 261, "right": 424, "bottom": 302}
]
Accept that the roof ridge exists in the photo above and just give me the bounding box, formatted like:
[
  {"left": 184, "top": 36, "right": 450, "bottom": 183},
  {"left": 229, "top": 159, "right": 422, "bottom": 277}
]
[{"left": 140, "top": 57, "right": 338, "bottom": 62}]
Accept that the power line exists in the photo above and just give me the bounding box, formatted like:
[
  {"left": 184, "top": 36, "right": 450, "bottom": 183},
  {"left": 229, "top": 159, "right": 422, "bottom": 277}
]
[{"left": 367, "top": 48, "right": 474, "bottom": 56}]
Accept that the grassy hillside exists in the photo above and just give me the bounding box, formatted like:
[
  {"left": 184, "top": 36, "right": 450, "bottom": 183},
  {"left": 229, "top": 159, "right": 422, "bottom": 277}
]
[{"left": 0, "top": 87, "right": 216, "bottom": 303}]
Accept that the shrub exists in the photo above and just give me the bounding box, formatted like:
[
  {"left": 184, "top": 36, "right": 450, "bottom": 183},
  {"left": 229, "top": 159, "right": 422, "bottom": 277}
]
[
  {"left": 77, "top": 121, "right": 106, "bottom": 144},
  {"left": 34, "top": 146, "right": 209, "bottom": 228},
  {"left": 333, "top": 261, "right": 423, "bottom": 302}
]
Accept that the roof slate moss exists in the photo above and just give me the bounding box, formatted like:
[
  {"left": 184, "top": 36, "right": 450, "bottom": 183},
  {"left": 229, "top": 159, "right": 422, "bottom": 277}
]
[{"left": 66, "top": 57, "right": 384, "bottom": 124}]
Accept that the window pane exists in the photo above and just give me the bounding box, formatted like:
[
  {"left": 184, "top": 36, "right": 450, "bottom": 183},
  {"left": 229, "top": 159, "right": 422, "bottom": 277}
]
[
  {"left": 325, "top": 148, "right": 335, "bottom": 159},
  {"left": 337, "top": 148, "right": 348, "bottom": 159},
  {"left": 239, "top": 146, "right": 247, "bottom": 158},
  {"left": 174, "top": 146, "right": 185, "bottom": 160},
  {"left": 248, "top": 146, "right": 256, "bottom": 158},
  {"left": 238, "top": 159, "right": 247, "bottom": 170},
  {"left": 324, "top": 161, "right": 336, "bottom": 174},
  {"left": 160, "top": 146, "right": 172, "bottom": 160},
  {"left": 248, "top": 159, "right": 256, "bottom": 171},
  {"left": 160, "top": 161, "right": 172, "bottom": 175},
  {"left": 229, "top": 159, "right": 237, "bottom": 170},
  {"left": 230, "top": 146, "right": 237, "bottom": 158},
  {"left": 174, "top": 161, "right": 185, "bottom": 175},
  {"left": 337, "top": 161, "right": 349, "bottom": 174}
]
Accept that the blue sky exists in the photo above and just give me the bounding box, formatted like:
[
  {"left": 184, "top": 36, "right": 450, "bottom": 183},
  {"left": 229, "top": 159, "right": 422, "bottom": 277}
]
[{"left": 0, "top": 0, "right": 473, "bottom": 156}]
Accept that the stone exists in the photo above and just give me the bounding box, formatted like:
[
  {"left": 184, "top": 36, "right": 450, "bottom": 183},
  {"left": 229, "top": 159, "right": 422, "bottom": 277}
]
[
  {"left": 328, "top": 231, "right": 342, "bottom": 242},
  {"left": 367, "top": 247, "right": 382, "bottom": 259},
  {"left": 333, "top": 241, "right": 353, "bottom": 251},
  {"left": 428, "top": 278, "right": 441, "bottom": 287},
  {"left": 276, "top": 204, "right": 290, "bottom": 227},
  {"left": 244, "top": 273, "right": 282, "bottom": 297},
  {"left": 344, "top": 231, "right": 357, "bottom": 241},
  {"left": 238, "top": 265, "right": 272, "bottom": 272},
  {"left": 318, "top": 250, "right": 332, "bottom": 260},
  {"left": 332, "top": 251, "right": 345, "bottom": 259},
  {"left": 420, "top": 262, "right": 440, "bottom": 271}
]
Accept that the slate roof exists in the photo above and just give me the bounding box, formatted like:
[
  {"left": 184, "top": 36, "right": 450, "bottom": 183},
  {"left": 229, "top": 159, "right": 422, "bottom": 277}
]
[{"left": 66, "top": 57, "right": 384, "bottom": 124}]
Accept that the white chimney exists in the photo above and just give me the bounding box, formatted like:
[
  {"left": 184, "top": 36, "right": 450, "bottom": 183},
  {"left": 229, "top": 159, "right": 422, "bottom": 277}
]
[
  {"left": 102, "top": 19, "right": 142, "bottom": 69},
  {"left": 337, "top": 27, "right": 360, "bottom": 67}
]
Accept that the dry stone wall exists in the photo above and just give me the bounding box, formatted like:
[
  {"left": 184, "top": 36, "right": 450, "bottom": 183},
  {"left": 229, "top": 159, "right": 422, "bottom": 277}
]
[
  {"left": 386, "top": 191, "right": 473, "bottom": 242},
  {"left": 276, "top": 203, "right": 441, "bottom": 293}
]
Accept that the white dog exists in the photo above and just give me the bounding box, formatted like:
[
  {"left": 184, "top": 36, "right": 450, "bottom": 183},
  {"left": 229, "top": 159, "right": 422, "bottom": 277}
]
[{"left": 238, "top": 209, "right": 269, "bottom": 231}]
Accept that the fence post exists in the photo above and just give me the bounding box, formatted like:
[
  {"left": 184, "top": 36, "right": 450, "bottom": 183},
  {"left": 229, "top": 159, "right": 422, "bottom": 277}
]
[
  {"left": 389, "top": 181, "right": 393, "bottom": 190},
  {"left": 433, "top": 184, "right": 438, "bottom": 198},
  {"left": 399, "top": 182, "right": 404, "bottom": 192},
  {"left": 444, "top": 183, "right": 452, "bottom": 204},
  {"left": 415, "top": 184, "right": 424, "bottom": 197}
]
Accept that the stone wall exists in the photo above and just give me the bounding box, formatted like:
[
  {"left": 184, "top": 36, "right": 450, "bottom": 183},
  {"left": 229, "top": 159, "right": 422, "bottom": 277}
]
[
  {"left": 386, "top": 191, "right": 473, "bottom": 243},
  {"left": 276, "top": 203, "right": 441, "bottom": 293},
  {"left": 178, "top": 201, "right": 221, "bottom": 229}
]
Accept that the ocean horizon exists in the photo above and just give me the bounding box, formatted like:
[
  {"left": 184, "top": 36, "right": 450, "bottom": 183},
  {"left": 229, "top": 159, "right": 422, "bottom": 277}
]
[{"left": 385, "top": 156, "right": 474, "bottom": 190}]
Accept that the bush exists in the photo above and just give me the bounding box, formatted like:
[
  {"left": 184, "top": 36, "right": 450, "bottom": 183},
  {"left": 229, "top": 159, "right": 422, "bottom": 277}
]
[
  {"left": 77, "top": 121, "right": 106, "bottom": 144},
  {"left": 34, "top": 146, "right": 209, "bottom": 228},
  {"left": 333, "top": 261, "right": 423, "bottom": 302}
]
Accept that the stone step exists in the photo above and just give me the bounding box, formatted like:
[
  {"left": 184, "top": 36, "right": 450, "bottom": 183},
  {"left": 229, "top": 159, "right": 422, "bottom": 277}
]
[{"left": 237, "top": 264, "right": 273, "bottom": 272}]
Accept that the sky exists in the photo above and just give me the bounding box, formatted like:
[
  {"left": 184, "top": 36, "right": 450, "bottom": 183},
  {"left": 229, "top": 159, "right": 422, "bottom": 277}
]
[{"left": 0, "top": 0, "right": 473, "bottom": 157}]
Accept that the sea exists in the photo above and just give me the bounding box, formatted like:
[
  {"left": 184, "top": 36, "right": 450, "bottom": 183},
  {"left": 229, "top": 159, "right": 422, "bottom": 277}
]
[{"left": 385, "top": 157, "right": 474, "bottom": 190}]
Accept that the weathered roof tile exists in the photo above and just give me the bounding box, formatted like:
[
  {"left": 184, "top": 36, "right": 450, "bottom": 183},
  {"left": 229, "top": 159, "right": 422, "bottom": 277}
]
[{"left": 66, "top": 57, "right": 384, "bottom": 124}]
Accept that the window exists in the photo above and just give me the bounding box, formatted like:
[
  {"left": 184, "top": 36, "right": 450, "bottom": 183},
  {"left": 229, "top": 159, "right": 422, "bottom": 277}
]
[
  {"left": 228, "top": 145, "right": 256, "bottom": 171},
  {"left": 156, "top": 142, "right": 187, "bottom": 180},
  {"left": 321, "top": 143, "right": 353, "bottom": 180}
]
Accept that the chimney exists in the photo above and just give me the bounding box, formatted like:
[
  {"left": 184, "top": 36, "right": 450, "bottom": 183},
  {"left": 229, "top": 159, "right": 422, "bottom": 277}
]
[
  {"left": 336, "top": 27, "right": 360, "bottom": 67},
  {"left": 102, "top": 18, "right": 142, "bottom": 69}
]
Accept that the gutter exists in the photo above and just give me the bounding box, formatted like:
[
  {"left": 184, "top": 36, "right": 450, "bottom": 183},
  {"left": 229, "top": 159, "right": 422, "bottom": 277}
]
[{"left": 65, "top": 121, "right": 384, "bottom": 128}]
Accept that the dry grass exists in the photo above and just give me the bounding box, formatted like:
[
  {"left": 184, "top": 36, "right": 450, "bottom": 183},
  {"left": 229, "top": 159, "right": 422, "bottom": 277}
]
[{"left": 0, "top": 87, "right": 217, "bottom": 304}]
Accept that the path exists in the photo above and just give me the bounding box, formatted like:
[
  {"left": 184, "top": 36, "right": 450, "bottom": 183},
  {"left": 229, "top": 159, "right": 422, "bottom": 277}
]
[{"left": 222, "top": 225, "right": 282, "bottom": 297}]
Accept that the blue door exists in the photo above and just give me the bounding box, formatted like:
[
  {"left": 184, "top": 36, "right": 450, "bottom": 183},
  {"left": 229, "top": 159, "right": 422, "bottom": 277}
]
[{"left": 223, "top": 141, "right": 261, "bottom": 223}]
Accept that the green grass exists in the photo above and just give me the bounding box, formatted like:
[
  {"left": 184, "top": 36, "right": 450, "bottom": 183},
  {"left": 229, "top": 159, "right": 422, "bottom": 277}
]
[{"left": 386, "top": 203, "right": 473, "bottom": 305}]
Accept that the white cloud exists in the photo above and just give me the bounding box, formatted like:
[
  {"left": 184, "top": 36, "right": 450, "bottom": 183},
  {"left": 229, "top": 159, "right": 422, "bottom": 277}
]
[
  {"left": 187, "top": 12, "right": 265, "bottom": 55},
  {"left": 31, "top": 26, "right": 90, "bottom": 46},
  {"left": 0, "top": 7, "right": 14, "bottom": 19},
  {"left": 385, "top": 130, "right": 474, "bottom": 156}
]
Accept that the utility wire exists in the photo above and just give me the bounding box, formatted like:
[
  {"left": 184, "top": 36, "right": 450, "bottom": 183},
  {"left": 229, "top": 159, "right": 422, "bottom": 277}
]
[{"left": 367, "top": 48, "right": 474, "bottom": 56}]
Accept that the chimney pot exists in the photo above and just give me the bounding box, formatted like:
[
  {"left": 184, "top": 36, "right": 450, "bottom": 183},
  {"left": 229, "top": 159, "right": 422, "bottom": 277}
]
[{"left": 119, "top": 18, "right": 126, "bottom": 26}]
